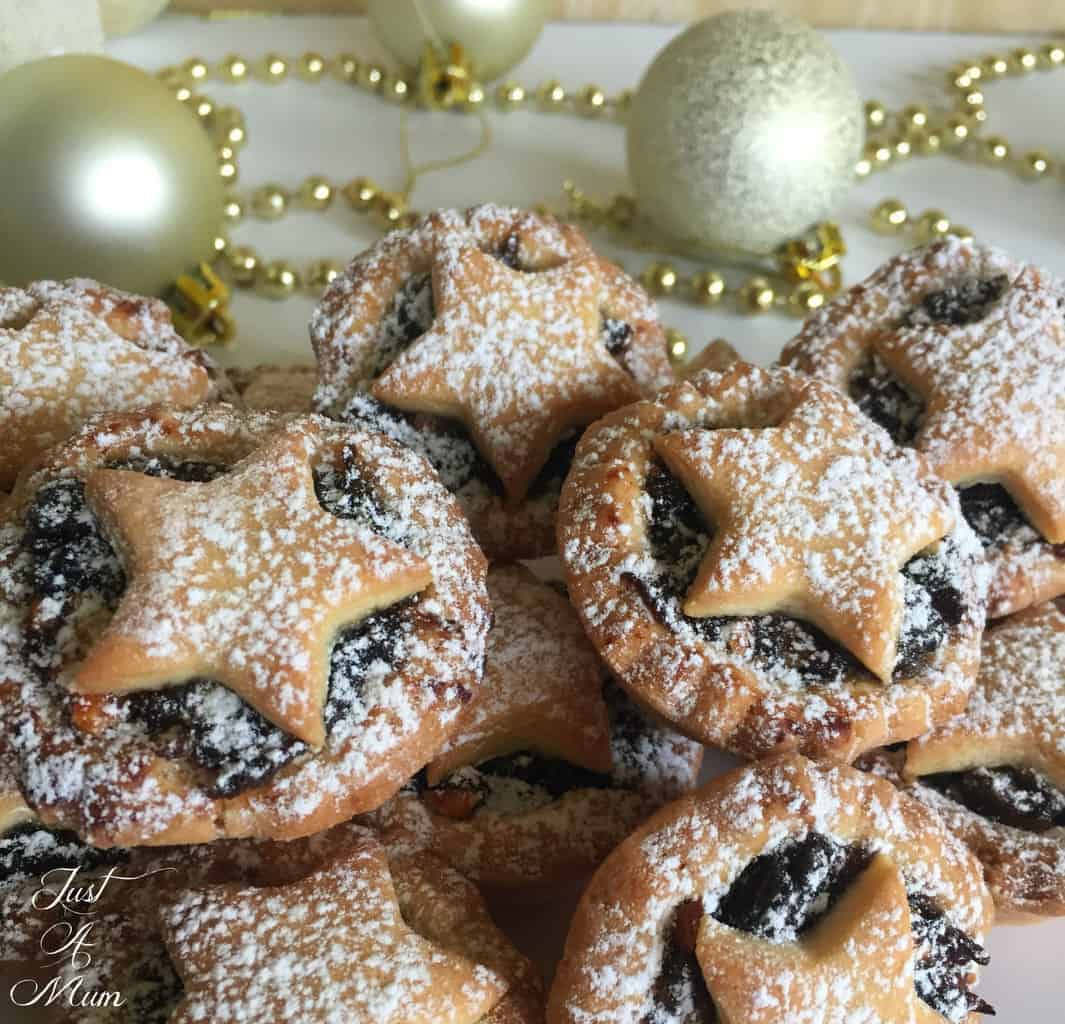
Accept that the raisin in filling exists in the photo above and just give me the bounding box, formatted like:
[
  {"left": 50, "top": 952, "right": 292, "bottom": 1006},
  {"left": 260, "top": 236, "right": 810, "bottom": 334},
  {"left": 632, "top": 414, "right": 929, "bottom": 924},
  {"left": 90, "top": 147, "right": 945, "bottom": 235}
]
[
  {"left": 22, "top": 457, "right": 422, "bottom": 798},
  {"left": 922, "top": 764, "right": 1065, "bottom": 833},
  {"left": 647, "top": 833, "right": 993, "bottom": 1022},
  {"left": 644, "top": 901, "right": 717, "bottom": 1023},
  {"left": 0, "top": 822, "right": 126, "bottom": 885},
  {"left": 119, "top": 945, "right": 185, "bottom": 1024},
  {"left": 849, "top": 353, "right": 924, "bottom": 447},
  {"left": 416, "top": 682, "right": 656, "bottom": 819},
  {"left": 352, "top": 263, "right": 636, "bottom": 501},
  {"left": 915, "top": 275, "right": 1009, "bottom": 327},
  {"left": 627, "top": 459, "right": 965, "bottom": 686}
]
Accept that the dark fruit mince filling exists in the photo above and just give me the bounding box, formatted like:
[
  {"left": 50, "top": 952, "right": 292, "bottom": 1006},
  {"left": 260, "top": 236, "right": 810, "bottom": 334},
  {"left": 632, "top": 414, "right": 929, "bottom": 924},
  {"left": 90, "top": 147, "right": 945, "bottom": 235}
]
[
  {"left": 627, "top": 459, "right": 966, "bottom": 687},
  {"left": 414, "top": 682, "right": 655, "bottom": 820},
  {"left": 646, "top": 833, "right": 993, "bottom": 1022},
  {"left": 0, "top": 821, "right": 127, "bottom": 886},
  {"left": 21, "top": 455, "right": 429, "bottom": 798},
  {"left": 348, "top": 260, "right": 641, "bottom": 503},
  {"left": 922, "top": 764, "right": 1065, "bottom": 833}
]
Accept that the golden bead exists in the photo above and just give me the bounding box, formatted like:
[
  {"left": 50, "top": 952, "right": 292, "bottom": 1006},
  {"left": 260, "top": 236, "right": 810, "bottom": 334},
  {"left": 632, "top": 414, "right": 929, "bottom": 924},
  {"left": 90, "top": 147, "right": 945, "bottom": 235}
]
[
  {"left": 194, "top": 97, "right": 215, "bottom": 121},
  {"left": 900, "top": 104, "right": 929, "bottom": 130},
  {"left": 942, "top": 116, "right": 972, "bottom": 147},
  {"left": 614, "top": 89, "right": 633, "bottom": 116},
  {"left": 961, "top": 89, "right": 984, "bottom": 110},
  {"left": 183, "top": 58, "right": 209, "bottom": 82},
  {"left": 496, "top": 81, "right": 526, "bottom": 109},
  {"left": 333, "top": 54, "right": 360, "bottom": 82},
  {"left": 211, "top": 233, "right": 229, "bottom": 258},
  {"left": 854, "top": 155, "right": 874, "bottom": 178},
  {"left": 1011, "top": 47, "right": 1038, "bottom": 73},
  {"left": 1019, "top": 149, "right": 1054, "bottom": 179},
  {"left": 914, "top": 209, "right": 952, "bottom": 243},
  {"left": 870, "top": 198, "right": 908, "bottom": 234},
  {"left": 251, "top": 184, "right": 288, "bottom": 220},
  {"left": 665, "top": 328, "right": 688, "bottom": 366},
  {"left": 372, "top": 192, "right": 407, "bottom": 227},
  {"left": 738, "top": 277, "right": 775, "bottom": 314},
  {"left": 173, "top": 84, "right": 193, "bottom": 104},
  {"left": 891, "top": 135, "right": 912, "bottom": 160},
  {"left": 217, "top": 144, "right": 236, "bottom": 164},
  {"left": 299, "top": 52, "right": 327, "bottom": 81},
  {"left": 214, "top": 107, "right": 246, "bottom": 148},
  {"left": 218, "top": 158, "right": 238, "bottom": 183},
  {"left": 227, "top": 245, "right": 259, "bottom": 287},
  {"left": 297, "top": 176, "right": 334, "bottom": 211},
  {"left": 1040, "top": 42, "right": 1065, "bottom": 68},
  {"left": 536, "top": 79, "right": 567, "bottom": 110},
  {"left": 259, "top": 53, "right": 289, "bottom": 82},
  {"left": 981, "top": 54, "right": 1009, "bottom": 79},
  {"left": 983, "top": 135, "right": 1010, "bottom": 163},
  {"left": 342, "top": 177, "right": 378, "bottom": 211},
  {"left": 220, "top": 55, "right": 249, "bottom": 82},
  {"left": 948, "top": 224, "right": 974, "bottom": 242},
  {"left": 949, "top": 67, "right": 973, "bottom": 91},
  {"left": 383, "top": 74, "right": 411, "bottom": 104},
  {"left": 257, "top": 261, "right": 301, "bottom": 299},
  {"left": 910, "top": 128, "right": 943, "bottom": 156},
  {"left": 305, "top": 259, "right": 341, "bottom": 293},
  {"left": 222, "top": 196, "right": 244, "bottom": 223},
  {"left": 690, "top": 270, "right": 726, "bottom": 305},
  {"left": 864, "top": 100, "right": 887, "bottom": 129},
  {"left": 578, "top": 85, "right": 607, "bottom": 116},
  {"left": 358, "top": 64, "right": 385, "bottom": 91},
  {"left": 640, "top": 262, "right": 678, "bottom": 296},
  {"left": 607, "top": 194, "right": 637, "bottom": 229},
  {"left": 789, "top": 281, "right": 825, "bottom": 314},
  {"left": 464, "top": 84, "right": 486, "bottom": 109},
  {"left": 863, "top": 139, "right": 893, "bottom": 168},
  {"left": 396, "top": 210, "right": 421, "bottom": 231}
]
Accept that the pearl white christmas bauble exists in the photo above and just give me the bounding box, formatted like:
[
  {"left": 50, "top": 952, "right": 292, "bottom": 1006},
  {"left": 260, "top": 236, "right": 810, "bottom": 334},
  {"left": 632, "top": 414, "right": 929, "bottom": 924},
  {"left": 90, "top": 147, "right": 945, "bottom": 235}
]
[
  {"left": 0, "top": 0, "right": 103, "bottom": 75},
  {"left": 627, "top": 9, "right": 863, "bottom": 256}
]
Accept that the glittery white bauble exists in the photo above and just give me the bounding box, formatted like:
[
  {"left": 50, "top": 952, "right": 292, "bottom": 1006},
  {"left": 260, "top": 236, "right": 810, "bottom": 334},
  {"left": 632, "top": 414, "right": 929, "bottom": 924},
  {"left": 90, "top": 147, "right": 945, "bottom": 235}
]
[
  {"left": 98, "top": 0, "right": 171, "bottom": 36},
  {"left": 627, "top": 9, "right": 863, "bottom": 256},
  {"left": 0, "top": 0, "right": 103, "bottom": 75}
]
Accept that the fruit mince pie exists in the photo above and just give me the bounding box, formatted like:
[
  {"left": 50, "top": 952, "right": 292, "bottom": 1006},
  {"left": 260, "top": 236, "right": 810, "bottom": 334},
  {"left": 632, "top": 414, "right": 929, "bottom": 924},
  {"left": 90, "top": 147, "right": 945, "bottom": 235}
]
[
  {"left": 547, "top": 753, "right": 995, "bottom": 1024},
  {"left": 875, "top": 597, "right": 1064, "bottom": 921},
  {"left": 153, "top": 825, "right": 543, "bottom": 1024},
  {"left": 782, "top": 238, "right": 1065, "bottom": 619},
  {"left": 0, "top": 278, "right": 227, "bottom": 492},
  {"left": 310, "top": 204, "right": 672, "bottom": 561},
  {"left": 0, "top": 404, "right": 490, "bottom": 846},
  {"left": 371, "top": 565, "right": 703, "bottom": 884},
  {"left": 558, "top": 361, "right": 988, "bottom": 762}
]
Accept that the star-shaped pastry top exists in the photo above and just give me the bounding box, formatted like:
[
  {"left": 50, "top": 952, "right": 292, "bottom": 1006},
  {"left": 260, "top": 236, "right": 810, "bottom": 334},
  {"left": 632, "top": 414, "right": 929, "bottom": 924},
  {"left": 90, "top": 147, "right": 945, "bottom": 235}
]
[
  {"left": 876, "top": 264, "right": 1065, "bottom": 544},
  {"left": 907, "top": 597, "right": 1065, "bottom": 788},
  {"left": 698, "top": 854, "right": 940, "bottom": 1024},
  {"left": 426, "top": 565, "right": 612, "bottom": 784},
  {"left": 372, "top": 222, "right": 641, "bottom": 503},
  {"left": 159, "top": 833, "right": 508, "bottom": 1024},
  {"left": 653, "top": 380, "right": 955, "bottom": 682},
  {"left": 72, "top": 423, "right": 433, "bottom": 747},
  {"left": 0, "top": 279, "right": 213, "bottom": 490}
]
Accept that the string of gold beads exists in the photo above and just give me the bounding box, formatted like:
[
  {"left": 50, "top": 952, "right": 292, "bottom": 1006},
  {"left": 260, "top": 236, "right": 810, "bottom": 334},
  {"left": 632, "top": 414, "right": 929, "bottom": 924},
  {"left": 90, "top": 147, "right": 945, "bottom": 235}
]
[
  {"left": 638, "top": 261, "right": 826, "bottom": 316},
  {"left": 158, "top": 53, "right": 631, "bottom": 120},
  {"left": 868, "top": 199, "right": 974, "bottom": 244}
]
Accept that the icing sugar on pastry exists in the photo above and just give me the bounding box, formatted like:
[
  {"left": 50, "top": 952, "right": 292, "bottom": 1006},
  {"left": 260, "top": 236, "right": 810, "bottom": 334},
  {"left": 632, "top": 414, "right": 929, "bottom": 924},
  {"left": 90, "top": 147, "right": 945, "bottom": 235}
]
[
  {"left": 0, "top": 278, "right": 221, "bottom": 490},
  {"left": 547, "top": 753, "right": 994, "bottom": 1024},
  {"left": 0, "top": 405, "right": 490, "bottom": 845},
  {"left": 558, "top": 360, "right": 989, "bottom": 762},
  {"left": 782, "top": 238, "right": 1065, "bottom": 617}
]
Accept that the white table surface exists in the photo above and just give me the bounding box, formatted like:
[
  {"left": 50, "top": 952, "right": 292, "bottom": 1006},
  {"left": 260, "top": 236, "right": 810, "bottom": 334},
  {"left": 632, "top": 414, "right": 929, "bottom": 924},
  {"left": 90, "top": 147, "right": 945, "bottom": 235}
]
[{"left": 5, "top": 13, "right": 1064, "bottom": 1022}]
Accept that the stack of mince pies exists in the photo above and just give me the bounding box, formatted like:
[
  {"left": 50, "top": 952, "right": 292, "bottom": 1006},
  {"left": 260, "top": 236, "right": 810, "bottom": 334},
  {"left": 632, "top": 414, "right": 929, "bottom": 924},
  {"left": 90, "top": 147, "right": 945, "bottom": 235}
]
[{"left": 0, "top": 211, "right": 1061, "bottom": 1023}]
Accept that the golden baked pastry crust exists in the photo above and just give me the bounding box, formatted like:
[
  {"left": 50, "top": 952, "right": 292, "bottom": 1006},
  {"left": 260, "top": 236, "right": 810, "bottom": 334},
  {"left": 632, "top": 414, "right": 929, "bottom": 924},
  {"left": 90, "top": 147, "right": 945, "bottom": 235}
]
[
  {"left": 885, "top": 597, "right": 1064, "bottom": 921},
  {"left": 547, "top": 753, "right": 994, "bottom": 1024},
  {"left": 0, "top": 405, "right": 490, "bottom": 846},
  {"left": 0, "top": 279, "right": 224, "bottom": 492},
  {"left": 310, "top": 204, "right": 671, "bottom": 560},
  {"left": 782, "top": 238, "right": 1065, "bottom": 618},
  {"left": 372, "top": 566, "right": 702, "bottom": 885},
  {"left": 558, "top": 361, "right": 988, "bottom": 762}
]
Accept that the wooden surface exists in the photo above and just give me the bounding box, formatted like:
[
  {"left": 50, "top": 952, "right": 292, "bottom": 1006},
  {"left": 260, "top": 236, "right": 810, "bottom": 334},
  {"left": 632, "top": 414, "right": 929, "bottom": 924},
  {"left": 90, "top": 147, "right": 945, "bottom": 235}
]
[{"left": 169, "top": 0, "right": 1062, "bottom": 33}]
